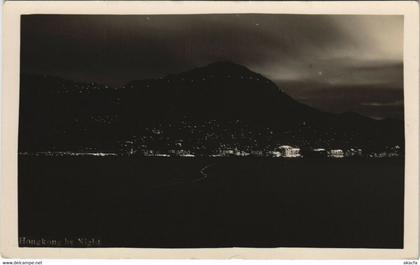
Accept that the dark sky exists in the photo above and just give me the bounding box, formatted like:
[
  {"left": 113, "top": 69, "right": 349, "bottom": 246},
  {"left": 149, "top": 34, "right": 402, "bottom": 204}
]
[{"left": 21, "top": 14, "right": 404, "bottom": 119}]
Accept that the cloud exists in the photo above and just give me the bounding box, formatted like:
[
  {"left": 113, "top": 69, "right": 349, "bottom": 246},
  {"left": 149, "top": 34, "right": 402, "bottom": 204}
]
[{"left": 20, "top": 14, "right": 404, "bottom": 119}]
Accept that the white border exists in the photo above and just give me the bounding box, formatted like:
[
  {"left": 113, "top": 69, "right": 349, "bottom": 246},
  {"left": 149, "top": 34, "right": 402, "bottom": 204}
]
[{"left": 1, "top": 1, "right": 419, "bottom": 259}]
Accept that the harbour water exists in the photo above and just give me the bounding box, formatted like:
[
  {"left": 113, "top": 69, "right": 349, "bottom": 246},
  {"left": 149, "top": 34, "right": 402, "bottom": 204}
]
[{"left": 18, "top": 156, "right": 404, "bottom": 248}]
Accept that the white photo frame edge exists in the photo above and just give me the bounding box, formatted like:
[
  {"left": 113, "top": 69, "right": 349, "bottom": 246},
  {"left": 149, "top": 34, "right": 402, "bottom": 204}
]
[{"left": 1, "top": 1, "right": 418, "bottom": 259}]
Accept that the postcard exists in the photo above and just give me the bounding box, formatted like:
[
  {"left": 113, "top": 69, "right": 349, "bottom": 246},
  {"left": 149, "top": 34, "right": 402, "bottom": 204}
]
[{"left": 1, "top": 1, "right": 418, "bottom": 259}]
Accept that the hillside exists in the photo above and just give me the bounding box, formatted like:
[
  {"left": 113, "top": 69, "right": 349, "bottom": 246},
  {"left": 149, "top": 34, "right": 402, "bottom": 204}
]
[{"left": 19, "top": 62, "right": 404, "bottom": 154}]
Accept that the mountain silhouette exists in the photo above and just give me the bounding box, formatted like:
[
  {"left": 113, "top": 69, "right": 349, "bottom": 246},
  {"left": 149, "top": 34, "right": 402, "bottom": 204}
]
[
  {"left": 19, "top": 62, "right": 404, "bottom": 152},
  {"left": 122, "top": 61, "right": 328, "bottom": 125}
]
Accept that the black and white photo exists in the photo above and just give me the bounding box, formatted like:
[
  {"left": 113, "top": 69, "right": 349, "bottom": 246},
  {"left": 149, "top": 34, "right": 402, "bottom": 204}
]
[{"left": 1, "top": 1, "right": 419, "bottom": 259}]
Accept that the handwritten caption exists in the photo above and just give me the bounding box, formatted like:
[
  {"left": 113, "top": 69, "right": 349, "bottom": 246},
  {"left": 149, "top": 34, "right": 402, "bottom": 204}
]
[{"left": 19, "top": 237, "right": 101, "bottom": 247}]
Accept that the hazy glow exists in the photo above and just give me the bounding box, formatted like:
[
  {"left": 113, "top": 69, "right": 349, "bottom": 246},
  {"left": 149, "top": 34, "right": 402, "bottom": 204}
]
[{"left": 21, "top": 14, "right": 403, "bottom": 119}]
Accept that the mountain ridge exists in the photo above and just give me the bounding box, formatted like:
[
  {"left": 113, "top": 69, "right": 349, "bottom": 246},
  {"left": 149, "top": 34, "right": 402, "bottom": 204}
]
[{"left": 19, "top": 62, "right": 404, "bottom": 153}]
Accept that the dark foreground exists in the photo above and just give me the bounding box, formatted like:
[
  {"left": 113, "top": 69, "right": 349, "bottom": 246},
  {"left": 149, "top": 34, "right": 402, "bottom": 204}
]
[{"left": 18, "top": 157, "right": 404, "bottom": 248}]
